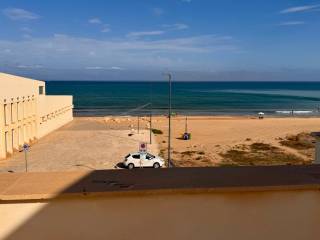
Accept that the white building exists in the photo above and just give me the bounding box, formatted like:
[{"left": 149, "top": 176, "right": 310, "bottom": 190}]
[{"left": 0, "top": 72, "right": 73, "bottom": 159}]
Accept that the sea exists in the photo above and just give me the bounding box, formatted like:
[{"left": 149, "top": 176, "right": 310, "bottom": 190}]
[{"left": 45, "top": 81, "right": 320, "bottom": 117}]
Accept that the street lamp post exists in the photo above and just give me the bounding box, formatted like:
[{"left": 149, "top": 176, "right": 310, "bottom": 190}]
[
  {"left": 166, "top": 73, "right": 172, "bottom": 168},
  {"left": 149, "top": 109, "right": 152, "bottom": 144},
  {"left": 149, "top": 81, "right": 153, "bottom": 145}
]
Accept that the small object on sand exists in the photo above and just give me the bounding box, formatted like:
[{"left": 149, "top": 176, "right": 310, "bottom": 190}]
[
  {"left": 183, "top": 132, "right": 191, "bottom": 140},
  {"left": 258, "top": 112, "right": 265, "bottom": 119}
]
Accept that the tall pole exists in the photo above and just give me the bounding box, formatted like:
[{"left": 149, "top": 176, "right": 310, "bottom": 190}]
[
  {"left": 25, "top": 150, "right": 27, "bottom": 172},
  {"left": 149, "top": 110, "right": 152, "bottom": 144},
  {"left": 137, "top": 115, "right": 140, "bottom": 134},
  {"left": 149, "top": 80, "right": 153, "bottom": 145},
  {"left": 167, "top": 73, "right": 172, "bottom": 168},
  {"left": 185, "top": 115, "right": 188, "bottom": 133}
]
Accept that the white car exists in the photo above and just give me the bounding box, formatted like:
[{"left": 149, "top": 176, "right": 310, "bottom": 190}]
[{"left": 123, "top": 152, "right": 165, "bottom": 169}]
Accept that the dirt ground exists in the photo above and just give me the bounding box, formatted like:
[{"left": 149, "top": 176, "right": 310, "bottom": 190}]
[
  {"left": 152, "top": 116, "right": 320, "bottom": 166},
  {"left": 1, "top": 116, "right": 320, "bottom": 172},
  {"left": 0, "top": 117, "right": 158, "bottom": 173}
]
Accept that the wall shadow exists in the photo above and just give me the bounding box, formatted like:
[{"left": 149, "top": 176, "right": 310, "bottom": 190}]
[{"left": 3, "top": 165, "right": 320, "bottom": 240}]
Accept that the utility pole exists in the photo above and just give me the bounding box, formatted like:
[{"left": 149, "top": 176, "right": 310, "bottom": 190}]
[{"left": 166, "top": 73, "right": 172, "bottom": 168}]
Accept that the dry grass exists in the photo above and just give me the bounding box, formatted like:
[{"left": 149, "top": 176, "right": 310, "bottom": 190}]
[
  {"left": 151, "top": 129, "right": 163, "bottom": 135},
  {"left": 279, "top": 132, "right": 315, "bottom": 159},
  {"left": 250, "top": 142, "right": 278, "bottom": 151},
  {"left": 160, "top": 149, "right": 212, "bottom": 167},
  {"left": 280, "top": 132, "right": 315, "bottom": 150},
  {"left": 159, "top": 149, "right": 166, "bottom": 158},
  {"left": 220, "top": 142, "right": 308, "bottom": 166}
]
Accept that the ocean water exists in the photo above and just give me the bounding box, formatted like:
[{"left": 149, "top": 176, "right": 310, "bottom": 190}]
[{"left": 45, "top": 81, "right": 320, "bottom": 116}]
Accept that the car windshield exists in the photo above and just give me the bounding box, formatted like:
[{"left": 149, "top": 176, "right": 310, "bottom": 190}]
[
  {"left": 146, "top": 154, "right": 155, "bottom": 160},
  {"left": 125, "top": 154, "right": 130, "bottom": 158}
]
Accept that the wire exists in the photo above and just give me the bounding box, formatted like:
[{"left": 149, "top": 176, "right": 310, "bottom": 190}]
[{"left": 119, "top": 102, "right": 151, "bottom": 116}]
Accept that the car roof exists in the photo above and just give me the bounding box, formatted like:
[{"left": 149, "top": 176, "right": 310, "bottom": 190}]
[{"left": 130, "top": 152, "right": 151, "bottom": 155}]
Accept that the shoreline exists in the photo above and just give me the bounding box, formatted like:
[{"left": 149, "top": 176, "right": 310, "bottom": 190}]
[
  {"left": 73, "top": 113, "right": 320, "bottom": 119},
  {"left": 73, "top": 108, "right": 320, "bottom": 118}
]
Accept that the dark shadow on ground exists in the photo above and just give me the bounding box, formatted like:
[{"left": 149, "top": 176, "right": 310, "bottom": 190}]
[
  {"left": 3, "top": 165, "right": 320, "bottom": 239},
  {"left": 115, "top": 162, "right": 126, "bottom": 169}
]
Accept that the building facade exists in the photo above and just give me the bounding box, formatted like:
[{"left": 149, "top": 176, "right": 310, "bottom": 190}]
[{"left": 0, "top": 72, "right": 73, "bottom": 159}]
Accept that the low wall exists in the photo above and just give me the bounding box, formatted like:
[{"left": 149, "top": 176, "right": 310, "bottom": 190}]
[
  {"left": 1, "top": 166, "right": 320, "bottom": 240},
  {"left": 1, "top": 190, "right": 320, "bottom": 240}
]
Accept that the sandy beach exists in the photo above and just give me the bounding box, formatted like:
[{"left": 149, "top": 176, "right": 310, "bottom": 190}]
[
  {"left": 152, "top": 116, "right": 320, "bottom": 166},
  {"left": 0, "top": 116, "right": 319, "bottom": 172}
]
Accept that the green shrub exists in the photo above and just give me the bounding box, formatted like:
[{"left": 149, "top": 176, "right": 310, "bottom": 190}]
[{"left": 152, "top": 128, "right": 163, "bottom": 134}]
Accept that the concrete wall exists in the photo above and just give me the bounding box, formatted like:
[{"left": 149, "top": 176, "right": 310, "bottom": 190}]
[
  {"left": 0, "top": 72, "right": 43, "bottom": 99},
  {"left": 38, "top": 95, "right": 73, "bottom": 138},
  {"left": 0, "top": 72, "right": 73, "bottom": 159},
  {"left": 1, "top": 190, "right": 320, "bottom": 240}
]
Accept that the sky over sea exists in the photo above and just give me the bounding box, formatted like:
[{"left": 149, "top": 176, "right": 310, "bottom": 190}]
[{"left": 0, "top": 0, "right": 320, "bottom": 81}]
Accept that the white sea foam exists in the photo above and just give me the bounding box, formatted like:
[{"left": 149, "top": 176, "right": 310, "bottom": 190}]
[
  {"left": 197, "top": 89, "right": 320, "bottom": 99},
  {"left": 276, "top": 110, "right": 314, "bottom": 114}
]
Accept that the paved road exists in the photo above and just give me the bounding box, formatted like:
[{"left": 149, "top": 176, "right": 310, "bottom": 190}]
[{"left": 0, "top": 118, "right": 159, "bottom": 173}]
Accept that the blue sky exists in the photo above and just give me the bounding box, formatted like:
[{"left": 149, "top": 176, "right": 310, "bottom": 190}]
[{"left": 0, "top": 0, "right": 320, "bottom": 80}]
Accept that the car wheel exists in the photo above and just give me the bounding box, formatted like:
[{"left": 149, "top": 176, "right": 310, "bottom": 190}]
[
  {"left": 128, "top": 163, "right": 134, "bottom": 169},
  {"left": 153, "top": 162, "right": 160, "bottom": 169}
]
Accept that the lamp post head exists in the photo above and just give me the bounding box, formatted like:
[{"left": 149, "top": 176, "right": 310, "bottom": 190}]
[{"left": 162, "top": 72, "right": 172, "bottom": 81}]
